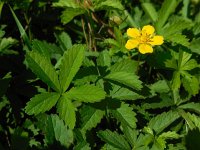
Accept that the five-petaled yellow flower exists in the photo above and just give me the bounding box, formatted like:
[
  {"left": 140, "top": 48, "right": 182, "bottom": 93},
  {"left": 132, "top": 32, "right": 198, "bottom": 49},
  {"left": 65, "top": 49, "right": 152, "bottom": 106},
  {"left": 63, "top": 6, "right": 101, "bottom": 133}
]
[{"left": 125, "top": 25, "right": 164, "bottom": 54}]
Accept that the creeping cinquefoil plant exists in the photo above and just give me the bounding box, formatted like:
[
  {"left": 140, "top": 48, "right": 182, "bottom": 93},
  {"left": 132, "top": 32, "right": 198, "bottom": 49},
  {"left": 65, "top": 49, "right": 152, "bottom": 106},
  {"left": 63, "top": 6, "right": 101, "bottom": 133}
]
[{"left": 0, "top": 0, "right": 200, "bottom": 149}]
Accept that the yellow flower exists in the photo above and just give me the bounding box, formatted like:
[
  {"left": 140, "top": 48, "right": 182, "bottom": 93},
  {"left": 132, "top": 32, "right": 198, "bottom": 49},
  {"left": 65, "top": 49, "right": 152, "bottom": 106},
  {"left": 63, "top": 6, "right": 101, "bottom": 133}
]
[{"left": 125, "top": 25, "right": 164, "bottom": 54}]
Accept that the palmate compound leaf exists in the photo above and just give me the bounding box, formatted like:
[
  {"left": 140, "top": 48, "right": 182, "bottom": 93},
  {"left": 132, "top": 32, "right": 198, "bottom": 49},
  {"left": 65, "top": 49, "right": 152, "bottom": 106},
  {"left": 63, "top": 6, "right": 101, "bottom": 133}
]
[
  {"left": 148, "top": 110, "right": 180, "bottom": 134},
  {"left": 25, "top": 92, "right": 60, "bottom": 115},
  {"left": 111, "top": 103, "right": 137, "bottom": 129},
  {"left": 65, "top": 85, "right": 106, "bottom": 103},
  {"left": 26, "top": 50, "right": 60, "bottom": 92},
  {"left": 45, "top": 114, "right": 73, "bottom": 148},
  {"left": 57, "top": 95, "right": 76, "bottom": 129},
  {"left": 59, "top": 44, "right": 85, "bottom": 93},
  {"left": 80, "top": 105, "right": 105, "bottom": 133},
  {"left": 105, "top": 72, "right": 142, "bottom": 90},
  {"left": 97, "top": 129, "right": 131, "bottom": 150}
]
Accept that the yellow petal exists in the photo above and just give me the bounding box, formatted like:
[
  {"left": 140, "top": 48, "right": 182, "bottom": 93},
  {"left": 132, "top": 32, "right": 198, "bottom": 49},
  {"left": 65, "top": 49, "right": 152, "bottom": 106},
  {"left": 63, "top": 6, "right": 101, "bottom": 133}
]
[
  {"left": 142, "top": 25, "right": 155, "bottom": 35},
  {"left": 125, "top": 39, "right": 139, "bottom": 50},
  {"left": 149, "top": 35, "right": 164, "bottom": 45},
  {"left": 127, "top": 28, "right": 140, "bottom": 38},
  {"left": 138, "top": 44, "right": 153, "bottom": 54}
]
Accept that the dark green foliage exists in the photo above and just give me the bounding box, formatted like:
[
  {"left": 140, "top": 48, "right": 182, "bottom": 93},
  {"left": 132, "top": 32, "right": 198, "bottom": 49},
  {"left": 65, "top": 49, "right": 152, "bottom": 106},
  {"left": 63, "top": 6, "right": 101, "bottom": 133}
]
[{"left": 0, "top": 0, "right": 200, "bottom": 149}]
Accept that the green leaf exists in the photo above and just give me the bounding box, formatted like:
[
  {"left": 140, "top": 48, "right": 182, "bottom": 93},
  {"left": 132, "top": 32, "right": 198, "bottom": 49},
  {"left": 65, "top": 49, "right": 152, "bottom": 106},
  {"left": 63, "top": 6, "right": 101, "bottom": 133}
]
[
  {"left": 143, "top": 94, "right": 174, "bottom": 110},
  {"left": 159, "top": 131, "right": 180, "bottom": 139},
  {"left": 105, "top": 72, "right": 142, "bottom": 90},
  {"left": 45, "top": 114, "right": 73, "bottom": 147},
  {"left": 182, "top": 74, "right": 199, "bottom": 96},
  {"left": 54, "top": 32, "right": 72, "bottom": 51},
  {"left": 162, "top": 17, "right": 192, "bottom": 46},
  {"left": 179, "top": 102, "right": 200, "bottom": 114},
  {"left": 26, "top": 50, "right": 60, "bottom": 92},
  {"left": 32, "top": 39, "right": 51, "bottom": 60},
  {"left": 111, "top": 103, "right": 137, "bottom": 128},
  {"left": 148, "top": 110, "right": 180, "bottom": 134},
  {"left": 193, "top": 22, "right": 200, "bottom": 35},
  {"left": 181, "top": 0, "right": 190, "bottom": 18},
  {"left": 110, "top": 85, "right": 144, "bottom": 101},
  {"left": 61, "top": 8, "right": 85, "bottom": 24},
  {"left": 142, "top": 3, "right": 158, "bottom": 22},
  {"left": 189, "top": 38, "right": 200, "bottom": 55},
  {"left": 165, "top": 34, "right": 190, "bottom": 47},
  {"left": 0, "top": 37, "right": 17, "bottom": 53},
  {"left": 124, "top": 10, "right": 138, "bottom": 28},
  {"left": 122, "top": 125, "right": 138, "bottom": 147},
  {"left": 57, "top": 95, "right": 76, "bottom": 129},
  {"left": 181, "top": 59, "right": 198, "bottom": 71},
  {"left": 97, "top": 50, "right": 111, "bottom": 67},
  {"left": 110, "top": 59, "right": 138, "bottom": 73},
  {"left": 53, "top": 0, "right": 80, "bottom": 8},
  {"left": 97, "top": 130, "right": 131, "bottom": 150},
  {"left": 32, "top": 40, "right": 62, "bottom": 58},
  {"left": 186, "top": 112, "right": 200, "bottom": 129},
  {"left": 156, "top": 0, "right": 180, "bottom": 31},
  {"left": 162, "top": 16, "right": 192, "bottom": 37},
  {"left": 149, "top": 80, "right": 170, "bottom": 95},
  {"left": 9, "top": 7, "right": 31, "bottom": 50},
  {"left": 94, "top": 0, "right": 124, "bottom": 11},
  {"left": 153, "top": 137, "right": 166, "bottom": 150},
  {"left": 59, "top": 44, "right": 85, "bottom": 92},
  {"left": 134, "top": 134, "right": 153, "bottom": 148},
  {"left": 25, "top": 92, "right": 60, "bottom": 115},
  {"left": 178, "top": 51, "right": 194, "bottom": 71},
  {"left": 66, "top": 85, "right": 106, "bottom": 103},
  {"left": 178, "top": 110, "right": 196, "bottom": 129},
  {"left": 74, "top": 141, "right": 91, "bottom": 150},
  {"left": 172, "top": 71, "right": 181, "bottom": 90},
  {"left": 80, "top": 105, "right": 104, "bottom": 133}
]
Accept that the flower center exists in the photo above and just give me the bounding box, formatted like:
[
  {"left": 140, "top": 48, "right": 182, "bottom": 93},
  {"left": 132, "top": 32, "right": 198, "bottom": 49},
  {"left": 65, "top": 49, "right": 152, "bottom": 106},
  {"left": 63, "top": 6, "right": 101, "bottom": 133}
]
[{"left": 137, "top": 33, "right": 152, "bottom": 44}]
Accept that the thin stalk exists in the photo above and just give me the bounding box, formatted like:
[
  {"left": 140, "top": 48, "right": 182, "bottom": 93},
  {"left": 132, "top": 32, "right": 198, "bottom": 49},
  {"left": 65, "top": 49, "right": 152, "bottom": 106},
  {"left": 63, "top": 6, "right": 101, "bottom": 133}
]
[{"left": 81, "top": 16, "right": 89, "bottom": 48}]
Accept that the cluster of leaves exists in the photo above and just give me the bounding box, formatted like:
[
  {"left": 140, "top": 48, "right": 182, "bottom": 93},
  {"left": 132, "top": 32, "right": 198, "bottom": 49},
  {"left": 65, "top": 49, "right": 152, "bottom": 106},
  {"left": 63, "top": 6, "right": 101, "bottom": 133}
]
[{"left": 0, "top": 0, "right": 200, "bottom": 149}]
